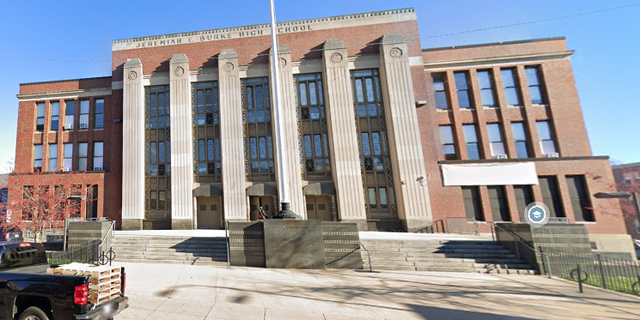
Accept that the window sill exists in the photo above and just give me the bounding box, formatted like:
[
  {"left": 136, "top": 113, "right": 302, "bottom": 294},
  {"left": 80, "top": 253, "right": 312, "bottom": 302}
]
[{"left": 436, "top": 109, "right": 452, "bottom": 112}]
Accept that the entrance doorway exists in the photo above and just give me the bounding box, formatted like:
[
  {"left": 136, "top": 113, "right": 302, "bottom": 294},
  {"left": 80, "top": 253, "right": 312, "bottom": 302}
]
[
  {"left": 249, "top": 196, "right": 275, "bottom": 220},
  {"left": 197, "top": 197, "right": 223, "bottom": 229},
  {"left": 306, "top": 195, "right": 332, "bottom": 221}
]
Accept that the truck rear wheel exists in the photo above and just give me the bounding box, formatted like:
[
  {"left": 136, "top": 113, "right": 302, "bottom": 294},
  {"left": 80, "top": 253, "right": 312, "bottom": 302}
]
[{"left": 18, "top": 306, "right": 50, "bottom": 320}]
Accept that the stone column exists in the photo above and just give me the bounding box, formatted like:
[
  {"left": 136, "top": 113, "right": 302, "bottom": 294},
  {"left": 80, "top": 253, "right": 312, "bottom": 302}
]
[
  {"left": 269, "top": 44, "right": 305, "bottom": 217},
  {"left": 169, "top": 54, "right": 194, "bottom": 229},
  {"left": 322, "top": 40, "right": 367, "bottom": 229},
  {"left": 379, "top": 34, "right": 433, "bottom": 232},
  {"left": 219, "top": 49, "right": 247, "bottom": 221},
  {"left": 121, "top": 58, "right": 145, "bottom": 230}
]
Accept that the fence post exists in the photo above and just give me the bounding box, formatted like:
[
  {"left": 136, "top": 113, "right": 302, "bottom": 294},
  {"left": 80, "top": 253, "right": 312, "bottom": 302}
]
[
  {"left": 596, "top": 254, "right": 607, "bottom": 290},
  {"left": 540, "top": 247, "right": 550, "bottom": 278},
  {"left": 577, "top": 264, "right": 584, "bottom": 293},
  {"left": 514, "top": 236, "right": 521, "bottom": 261}
]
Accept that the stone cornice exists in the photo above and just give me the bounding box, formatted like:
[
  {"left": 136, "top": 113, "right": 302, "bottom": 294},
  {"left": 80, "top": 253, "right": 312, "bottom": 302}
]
[
  {"left": 424, "top": 51, "right": 574, "bottom": 70},
  {"left": 17, "top": 88, "right": 112, "bottom": 101},
  {"left": 112, "top": 8, "right": 416, "bottom": 51}
]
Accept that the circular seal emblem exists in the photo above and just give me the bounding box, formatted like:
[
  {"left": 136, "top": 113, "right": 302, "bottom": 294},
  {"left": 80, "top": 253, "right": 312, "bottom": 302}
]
[
  {"left": 174, "top": 67, "right": 184, "bottom": 77},
  {"left": 223, "top": 62, "right": 234, "bottom": 72},
  {"left": 127, "top": 71, "right": 137, "bottom": 80},
  {"left": 278, "top": 57, "right": 287, "bottom": 68},
  {"left": 524, "top": 202, "right": 550, "bottom": 227},
  {"left": 330, "top": 52, "right": 343, "bottom": 64},
  {"left": 390, "top": 47, "right": 403, "bottom": 58}
]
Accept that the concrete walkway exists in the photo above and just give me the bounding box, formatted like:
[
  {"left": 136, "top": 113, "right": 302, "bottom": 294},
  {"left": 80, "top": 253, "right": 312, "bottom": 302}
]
[{"left": 117, "top": 262, "right": 640, "bottom": 320}]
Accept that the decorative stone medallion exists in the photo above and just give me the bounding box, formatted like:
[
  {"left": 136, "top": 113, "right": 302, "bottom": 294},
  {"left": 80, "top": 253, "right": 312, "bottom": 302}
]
[
  {"left": 127, "top": 71, "right": 137, "bottom": 80},
  {"left": 174, "top": 67, "right": 185, "bottom": 77},
  {"left": 223, "top": 62, "right": 235, "bottom": 72},
  {"left": 390, "top": 47, "right": 403, "bottom": 58},
  {"left": 330, "top": 52, "right": 343, "bottom": 64},
  {"left": 278, "top": 57, "right": 287, "bottom": 68}
]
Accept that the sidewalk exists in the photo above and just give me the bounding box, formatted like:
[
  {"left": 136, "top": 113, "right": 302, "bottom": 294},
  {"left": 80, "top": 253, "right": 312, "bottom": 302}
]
[{"left": 117, "top": 262, "right": 640, "bottom": 320}]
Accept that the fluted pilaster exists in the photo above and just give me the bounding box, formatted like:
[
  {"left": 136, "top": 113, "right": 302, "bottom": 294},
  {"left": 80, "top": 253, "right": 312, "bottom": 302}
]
[
  {"left": 169, "top": 54, "right": 194, "bottom": 229},
  {"left": 379, "top": 34, "right": 433, "bottom": 231},
  {"left": 121, "top": 59, "right": 145, "bottom": 230},
  {"left": 218, "top": 49, "right": 248, "bottom": 220},
  {"left": 322, "top": 40, "right": 367, "bottom": 225}
]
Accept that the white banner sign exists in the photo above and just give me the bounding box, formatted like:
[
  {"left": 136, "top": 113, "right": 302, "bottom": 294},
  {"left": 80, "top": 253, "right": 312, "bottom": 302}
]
[{"left": 441, "top": 162, "right": 538, "bottom": 186}]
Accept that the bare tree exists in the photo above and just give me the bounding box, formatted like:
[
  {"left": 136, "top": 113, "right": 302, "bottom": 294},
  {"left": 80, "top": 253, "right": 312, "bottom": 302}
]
[{"left": 1, "top": 171, "right": 93, "bottom": 242}]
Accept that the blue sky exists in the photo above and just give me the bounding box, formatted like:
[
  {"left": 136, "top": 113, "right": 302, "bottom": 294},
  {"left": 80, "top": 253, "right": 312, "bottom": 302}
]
[{"left": 0, "top": 0, "right": 638, "bottom": 172}]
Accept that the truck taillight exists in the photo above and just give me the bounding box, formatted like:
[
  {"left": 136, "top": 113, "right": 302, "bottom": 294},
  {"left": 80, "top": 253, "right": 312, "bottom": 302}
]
[
  {"left": 121, "top": 269, "right": 126, "bottom": 296},
  {"left": 74, "top": 283, "right": 89, "bottom": 306},
  {"left": 18, "top": 243, "right": 31, "bottom": 247},
  {"left": 2, "top": 233, "right": 7, "bottom": 239}
]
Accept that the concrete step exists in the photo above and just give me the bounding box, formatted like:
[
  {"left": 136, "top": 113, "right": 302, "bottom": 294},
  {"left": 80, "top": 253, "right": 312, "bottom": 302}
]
[
  {"left": 114, "top": 246, "right": 228, "bottom": 253},
  {"left": 415, "top": 266, "right": 476, "bottom": 272},
  {"left": 114, "top": 258, "right": 228, "bottom": 266},
  {"left": 473, "top": 263, "right": 533, "bottom": 270}
]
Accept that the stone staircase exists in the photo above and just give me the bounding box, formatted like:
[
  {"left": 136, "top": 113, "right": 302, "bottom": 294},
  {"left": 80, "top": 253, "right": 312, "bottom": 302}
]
[
  {"left": 360, "top": 239, "right": 537, "bottom": 274},
  {"left": 110, "top": 236, "right": 228, "bottom": 265}
]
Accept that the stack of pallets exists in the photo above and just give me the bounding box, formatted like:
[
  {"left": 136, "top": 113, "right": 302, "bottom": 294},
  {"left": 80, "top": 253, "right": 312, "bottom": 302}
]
[{"left": 47, "top": 263, "right": 122, "bottom": 305}]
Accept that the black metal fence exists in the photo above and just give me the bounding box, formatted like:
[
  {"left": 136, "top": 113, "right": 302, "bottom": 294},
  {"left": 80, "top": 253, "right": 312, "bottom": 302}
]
[
  {"left": 47, "top": 240, "right": 100, "bottom": 265},
  {"left": 543, "top": 249, "right": 640, "bottom": 295}
]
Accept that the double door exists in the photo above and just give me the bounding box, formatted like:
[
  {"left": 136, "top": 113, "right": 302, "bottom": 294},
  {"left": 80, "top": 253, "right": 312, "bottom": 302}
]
[
  {"left": 197, "top": 197, "right": 223, "bottom": 229},
  {"left": 306, "top": 196, "right": 331, "bottom": 221}
]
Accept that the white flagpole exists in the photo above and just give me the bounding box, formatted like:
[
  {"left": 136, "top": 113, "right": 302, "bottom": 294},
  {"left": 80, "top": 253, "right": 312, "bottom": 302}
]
[{"left": 269, "top": 0, "right": 296, "bottom": 218}]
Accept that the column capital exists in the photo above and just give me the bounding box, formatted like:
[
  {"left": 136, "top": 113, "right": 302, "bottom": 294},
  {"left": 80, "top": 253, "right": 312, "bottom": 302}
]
[
  {"left": 220, "top": 49, "right": 238, "bottom": 60},
  {"left": 170, "top": 53, "right": 189, "bottom": 64},
  {"left": 381, "top": 34, "right": 407, "bottom": 46},
  {"left": 124, "top": 58, "right": 142, "bottom": 69},
  {"left": 324, "top": 39, "right": 347, "bottom": 51}
]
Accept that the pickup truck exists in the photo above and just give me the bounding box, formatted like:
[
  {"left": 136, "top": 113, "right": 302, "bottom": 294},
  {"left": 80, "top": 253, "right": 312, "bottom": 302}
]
[{"left": 0, "top": 241, "right": 128, "bottom": 320}]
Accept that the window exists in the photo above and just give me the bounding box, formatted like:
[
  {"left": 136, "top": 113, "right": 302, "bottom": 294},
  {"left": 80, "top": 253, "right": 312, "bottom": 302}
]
[
  {"left": 487, "top": 124, "right": 506, "bottom": 157},
  {"left": 501, "top": 68, "right": 521, "bottom": 106},
  {"left": 539, "top": 176, "right": 565, "bottom": 218},
  {"left": 454, "top": 72, "right": 472, "bottom": 109},
  {"left": 477, "top": 70, "right": 496, "bottom": 107},
  {"left": 242, "top": 77, "right": 274, "bottom": 181},
  {"left": 64, "top": 100, "right": 75, "bottom": 130},
  {"left": 511, "top": 122, "right": 529, "bottom": 158},
  {"left": 36, "top": 103, "right": 45, "bottom": 132},
  {"left": 536, "top": 121, "right": 557, "bottom": 156},
  {"left": 463, "top": 124, "right": 480, "bottom": 160},
  {"left": 352, "top": 69, "right": 396, "bottom": 220},
  {"left": 514, "top": 185, "right": 533, "bottom": 221},
  {"left": 48, "top": 144, "right": 58, "bottom": 172},
  {"left": 63, "top": 143, "right": 73, "bottom": 171},
  {"left": 192, "top": 81, "right": 221, "bottom": 181},
  {"left": 462, "top": 186, "right": 484, "bottom": 221},
  {"left": 79, "top": 100, "right": 89, "bottom": 129},
  {"left": 488, "top": 186, "right": 510, "bottom": 221},
  {"left": 440, "top": 126, "right": 457, "bottom": 160},
  {"left": 51, "top": 101, "right": 60, "bottom": 131},
  {"left": 432, "top": 73, "right": 449, "bottom": 110},
  {"left": 86, "top": 185, "right": 98, "bottom": 219},
  {"left": 94, "top": 99, "right": 104, "bottom": 129},
  {"left": 295, "top": 73, "right": 331, "bottom": 180},
  {"left": 194, "top": 139, "right": 220, "bottom": 176},
  {"left": 34, "top": 145, "right": 43, "bottom": 171},
  {"left": 78, "top": 143, "right": 88, "bottom": 171},
  {"left": 526, "top": 66, "right": 546, "bottom": 104},
  {"left": 93, "top": 142, "right": 103, "bottom": 170},
  {"left": 567, "top": 175, "right": 594, "bottom": 222}
]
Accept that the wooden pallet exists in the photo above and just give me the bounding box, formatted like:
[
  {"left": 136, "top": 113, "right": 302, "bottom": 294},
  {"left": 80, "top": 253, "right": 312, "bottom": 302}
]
[{"left": 47, "top": 263, "right": 122, "bottom": 305}]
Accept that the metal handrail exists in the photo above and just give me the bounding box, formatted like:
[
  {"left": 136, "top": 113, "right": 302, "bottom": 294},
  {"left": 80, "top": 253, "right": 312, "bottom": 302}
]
[
  {"left": 359, "top": 241, "right": 372, "bottom": 272},
  {"left": 97, "top": 220, "right": 115, "bottom": 256}
]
